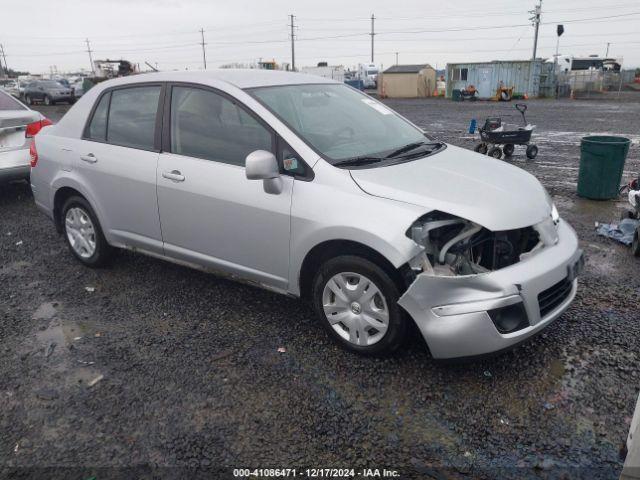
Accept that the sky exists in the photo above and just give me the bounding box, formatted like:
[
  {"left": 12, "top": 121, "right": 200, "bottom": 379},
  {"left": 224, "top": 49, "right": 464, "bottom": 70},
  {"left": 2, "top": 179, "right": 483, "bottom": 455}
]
[{"left": 1, "top": 0, "right": 639, "bottom": 74}]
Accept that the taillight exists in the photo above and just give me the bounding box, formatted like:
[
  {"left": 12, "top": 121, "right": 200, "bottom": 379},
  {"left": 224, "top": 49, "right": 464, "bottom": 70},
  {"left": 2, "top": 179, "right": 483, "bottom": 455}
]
[
  {"left": 25, "top": 118, "right": 53, "bottom": 138},
  {"left": 30, "top": 142, "right": 38, "bottom": 168}
]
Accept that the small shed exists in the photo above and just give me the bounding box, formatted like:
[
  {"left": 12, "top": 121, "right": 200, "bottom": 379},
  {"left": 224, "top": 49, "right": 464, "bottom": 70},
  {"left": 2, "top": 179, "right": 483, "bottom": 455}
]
[
  {"left": 445, "top": 60, "right": 554, "bottom": 99},
  {"left": 378, "top": 64, "right": 437, "bottom": 98}
]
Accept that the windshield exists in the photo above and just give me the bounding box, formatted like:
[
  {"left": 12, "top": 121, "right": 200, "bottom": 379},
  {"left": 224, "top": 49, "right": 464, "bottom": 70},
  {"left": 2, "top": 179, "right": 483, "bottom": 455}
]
[
  {"left": 367, "top": 70, "right": 378, "bottom": 75},
  {"left": 250, "top": 84, "right": 427, "bottom": 163}
]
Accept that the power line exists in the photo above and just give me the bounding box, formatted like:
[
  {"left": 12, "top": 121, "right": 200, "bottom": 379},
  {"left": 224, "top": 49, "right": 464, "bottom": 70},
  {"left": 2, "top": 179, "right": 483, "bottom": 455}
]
[
  {"left": 2, "top": 12, "right": 638, "bottom": 47},
  {"left": 4, "top": 10, "right": 640, "bottom": 71},
  {"left": 6, "top": 17, "right": 639, "bottom": 59}
]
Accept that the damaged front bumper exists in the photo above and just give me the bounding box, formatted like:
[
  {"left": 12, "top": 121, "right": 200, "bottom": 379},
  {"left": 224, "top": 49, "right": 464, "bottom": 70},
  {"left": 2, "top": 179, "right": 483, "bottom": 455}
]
[{"left": 398, "top": 220, "right": 583, "bottom": 359}]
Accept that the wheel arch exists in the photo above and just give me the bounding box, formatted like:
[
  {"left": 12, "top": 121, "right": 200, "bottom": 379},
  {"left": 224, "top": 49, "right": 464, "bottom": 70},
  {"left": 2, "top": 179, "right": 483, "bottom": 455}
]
[
  {"left": 298, "top": 239, "right": 412, "bottom": 301},
  {"left": 53, "top": 186, "right": 86, "bottom": 232}
]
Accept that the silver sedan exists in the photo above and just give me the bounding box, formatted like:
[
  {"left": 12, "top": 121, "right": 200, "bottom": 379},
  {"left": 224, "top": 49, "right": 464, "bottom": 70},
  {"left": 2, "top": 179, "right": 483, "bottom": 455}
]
[{"left": 29, "top": 70, "right": 582, "bottom": 358}]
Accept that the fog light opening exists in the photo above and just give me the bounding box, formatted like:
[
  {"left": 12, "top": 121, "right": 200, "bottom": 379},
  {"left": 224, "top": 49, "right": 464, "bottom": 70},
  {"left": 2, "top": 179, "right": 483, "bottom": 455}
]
[{"left": 488, "top": 303, "right": 529, "bottom": 334}]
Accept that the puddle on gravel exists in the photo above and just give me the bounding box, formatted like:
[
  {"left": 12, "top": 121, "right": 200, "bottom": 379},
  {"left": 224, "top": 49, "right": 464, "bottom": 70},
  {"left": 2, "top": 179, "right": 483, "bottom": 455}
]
[
  {"left": 32, "top": 302, "right": 59, "bottom": 320},
  {"left": 32, "top": 302, "right": 80, "bottom": 353},
  {"left": 27, "top": 302, "right": 101, "bottom": 388}
]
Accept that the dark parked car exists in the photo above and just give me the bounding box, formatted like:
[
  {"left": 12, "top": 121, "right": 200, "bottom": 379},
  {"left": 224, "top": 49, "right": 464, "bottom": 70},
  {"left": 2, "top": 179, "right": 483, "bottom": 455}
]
[{"left": 23, "top": 80, "right": 74, "bottom": 106}]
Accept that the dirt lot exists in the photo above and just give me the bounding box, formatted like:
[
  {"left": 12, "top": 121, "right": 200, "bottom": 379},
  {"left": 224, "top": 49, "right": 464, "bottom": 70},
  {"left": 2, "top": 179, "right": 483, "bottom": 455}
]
[{"left": 1, "top": 96, "right": 639, "bottom": 479}]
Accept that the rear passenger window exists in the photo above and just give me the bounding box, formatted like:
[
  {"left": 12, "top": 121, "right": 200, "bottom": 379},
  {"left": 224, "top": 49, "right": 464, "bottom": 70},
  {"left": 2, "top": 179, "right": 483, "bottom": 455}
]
[
  {"left": 86, "top": 92, "right": 110, "bottom": 141},
  {"left": 170, "top": 86, "right": 272, "bottom": 166},
  {"left": 107, "top": 86, "right": 160, "bottom": 150}
]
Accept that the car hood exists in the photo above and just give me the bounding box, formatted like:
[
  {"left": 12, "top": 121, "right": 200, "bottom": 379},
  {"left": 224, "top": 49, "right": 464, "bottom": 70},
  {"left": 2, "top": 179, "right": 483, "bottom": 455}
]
[{"left": 349, "top": 144, "right": 551, "bottom": 231}]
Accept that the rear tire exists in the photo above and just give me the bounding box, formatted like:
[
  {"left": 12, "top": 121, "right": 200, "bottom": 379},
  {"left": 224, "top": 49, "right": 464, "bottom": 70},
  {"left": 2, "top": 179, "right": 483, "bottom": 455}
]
[
  {"left": 488, "top": 146, "right": 502, "bottom": 159},
  {"left": 44, "top": 96, "right": 53, "bottom": 106},
  {"left": 526, "top": 144, "right": 539, "bottom": 159},
  {"left": 61, "top": 196, "right": 114, "bottom": 267},
  {"left": 311, "top": 255, "right": 407, "bottom": 355},
  {"left": 24, "top": 95, "right": 32, "bottom": 105},
  {"left": 503, "top": 143, "right": 515, "bottom": 156}
]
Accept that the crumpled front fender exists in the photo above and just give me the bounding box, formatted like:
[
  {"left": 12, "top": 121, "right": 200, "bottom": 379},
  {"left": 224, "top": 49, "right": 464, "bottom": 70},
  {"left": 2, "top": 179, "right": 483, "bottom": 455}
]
[{"left": 398, "top": 219, "right": 582, "bottom": 359}]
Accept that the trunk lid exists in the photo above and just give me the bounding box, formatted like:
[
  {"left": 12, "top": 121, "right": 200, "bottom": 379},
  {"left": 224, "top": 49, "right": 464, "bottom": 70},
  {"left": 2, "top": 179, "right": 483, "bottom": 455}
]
[{"left": 0, "top": 110, "right": 40, "bottom": 152}]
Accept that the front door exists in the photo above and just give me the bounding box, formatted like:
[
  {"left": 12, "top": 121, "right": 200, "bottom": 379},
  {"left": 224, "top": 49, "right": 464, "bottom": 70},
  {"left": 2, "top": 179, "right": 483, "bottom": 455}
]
[
  {"left": 156, "top": 85, "right": 293, "bottom": 290},
  {"left": 75, "top": 84, "right": 164, "bottom": 253}
]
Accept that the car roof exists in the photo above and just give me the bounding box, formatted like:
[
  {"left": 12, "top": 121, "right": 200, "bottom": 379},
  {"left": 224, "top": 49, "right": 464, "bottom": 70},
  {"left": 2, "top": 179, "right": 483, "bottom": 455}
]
[{"left": 97, "top": 69, "right": 337, "bottom": 90}]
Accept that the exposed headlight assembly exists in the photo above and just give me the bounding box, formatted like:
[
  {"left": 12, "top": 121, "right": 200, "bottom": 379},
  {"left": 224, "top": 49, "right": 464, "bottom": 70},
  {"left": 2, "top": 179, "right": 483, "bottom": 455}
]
[{"left": 407, "top": 211, "right": 543, "bottom": 276}]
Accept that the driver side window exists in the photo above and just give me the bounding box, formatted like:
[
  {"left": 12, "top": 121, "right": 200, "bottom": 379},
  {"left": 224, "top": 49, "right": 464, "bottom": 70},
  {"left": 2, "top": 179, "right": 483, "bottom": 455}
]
[{"left": 170, "top": 86, "right": 273, "bottom": 167}]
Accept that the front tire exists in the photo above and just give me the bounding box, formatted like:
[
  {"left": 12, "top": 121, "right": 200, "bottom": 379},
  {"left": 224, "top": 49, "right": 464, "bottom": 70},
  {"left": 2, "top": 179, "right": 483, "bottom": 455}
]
[
  {"left": 44, "top": 95, "right": 53, "bottom": 106},
  {"left": 24, "top": 95, "right": 32, "bottom": 105},
  {"left": 61, "top": 196, "right": 114, "bottom": 267},
  {"left": 311, "top": 255, "right": 407, "bottom": 355}
]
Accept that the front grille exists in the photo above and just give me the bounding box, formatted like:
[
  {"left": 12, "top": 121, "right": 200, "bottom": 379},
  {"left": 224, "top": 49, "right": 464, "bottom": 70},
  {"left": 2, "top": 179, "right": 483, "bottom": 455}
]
[{"left": 538, "top": 277, "right": 573, "bottom": 318}]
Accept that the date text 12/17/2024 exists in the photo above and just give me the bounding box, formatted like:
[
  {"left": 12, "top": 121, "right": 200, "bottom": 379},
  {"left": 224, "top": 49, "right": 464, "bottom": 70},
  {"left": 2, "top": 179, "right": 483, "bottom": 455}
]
[{"left": 233, "top": 468, "right": 400, "bottom": 478}]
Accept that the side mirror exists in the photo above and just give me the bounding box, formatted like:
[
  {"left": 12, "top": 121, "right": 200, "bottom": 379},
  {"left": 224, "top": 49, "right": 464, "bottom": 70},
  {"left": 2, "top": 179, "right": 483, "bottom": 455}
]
[{"left": 245, "top": 150, "right": 283, "bottom": 195}]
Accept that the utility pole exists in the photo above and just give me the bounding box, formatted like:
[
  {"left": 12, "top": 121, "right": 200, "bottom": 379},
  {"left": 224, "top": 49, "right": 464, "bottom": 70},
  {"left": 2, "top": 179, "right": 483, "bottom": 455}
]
[
  {"left": 395, "top": 52, "right": 398, "bottom": 65},
  {"left": 289, "top": 15, "right": 296, "bottom": 71},
  {"left": 530, "top": 0, "right": 542, "bottom": 60},
  {"left": 85, "top": 39, "right": 95, "bottom": 74},
  {"left": 0, "top": 44, "right": 7, "bottom": 77},
  {"left": 200, "top": 28, "right": 207, "bottom": 70},
  {"left": 370, "top": 14, "right": 376, "bottom": 63},
  {"left": 605, "top": 42, "right": 610, "bottom": 57}
]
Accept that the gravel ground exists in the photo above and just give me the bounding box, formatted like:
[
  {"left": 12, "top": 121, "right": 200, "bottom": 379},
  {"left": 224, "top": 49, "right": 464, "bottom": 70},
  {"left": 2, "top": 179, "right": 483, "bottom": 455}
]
[{"left": 1, "top": 97, "right": 639, "bottom": 479}]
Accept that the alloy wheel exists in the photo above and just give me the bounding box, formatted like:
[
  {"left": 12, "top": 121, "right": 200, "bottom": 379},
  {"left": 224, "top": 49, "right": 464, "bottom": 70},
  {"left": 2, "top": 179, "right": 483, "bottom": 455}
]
[
  {"left": 322, "top": 272, "right": 389, "bottom": 346},
  {"left": 65, "top": 207, "right": 96, "bottom": 258}
]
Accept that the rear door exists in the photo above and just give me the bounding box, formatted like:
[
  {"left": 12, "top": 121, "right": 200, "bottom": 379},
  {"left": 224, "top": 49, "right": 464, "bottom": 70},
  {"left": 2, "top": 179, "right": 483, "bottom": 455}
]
[
  {"left": 75, "top": 84, "right": 164, "bottom": 253},
  {"left": 156, "top": 84, "right": 293, "bottom": 290}
]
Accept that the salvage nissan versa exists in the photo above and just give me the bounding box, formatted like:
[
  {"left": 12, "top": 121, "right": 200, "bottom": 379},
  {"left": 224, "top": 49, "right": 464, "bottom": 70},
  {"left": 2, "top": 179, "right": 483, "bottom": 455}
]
[{"left": 30, "top": 70, "right": 584, "bottom": 358}]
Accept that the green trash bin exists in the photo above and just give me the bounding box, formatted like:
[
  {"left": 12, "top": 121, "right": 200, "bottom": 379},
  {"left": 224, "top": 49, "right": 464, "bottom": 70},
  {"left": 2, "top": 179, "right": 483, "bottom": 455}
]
[{"left": 577, "top": 135, "right": 631, "bottom": 200}]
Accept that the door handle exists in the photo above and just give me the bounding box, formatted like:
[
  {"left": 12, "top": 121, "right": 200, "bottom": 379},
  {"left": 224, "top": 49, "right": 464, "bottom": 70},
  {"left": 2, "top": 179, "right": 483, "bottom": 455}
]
[
  {"left": 162, "top": 170, "right": 185, "bottom": 182},
  {"left": 80, "top": 153, "right": 97, "bottom": 163}
]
